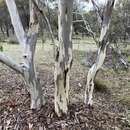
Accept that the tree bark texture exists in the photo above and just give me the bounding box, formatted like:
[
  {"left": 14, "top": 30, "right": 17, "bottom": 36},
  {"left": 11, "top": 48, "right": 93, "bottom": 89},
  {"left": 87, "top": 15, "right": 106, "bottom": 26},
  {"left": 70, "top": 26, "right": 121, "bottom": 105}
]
[
  {"left": 54, "top": 0, "right": 73, "bottom": 116},
  {"left": 4, "top": 0, "right": 43, "bottom": 109},
  {"left": 85, "top": 0, "right": 115, "bottom": 106}
]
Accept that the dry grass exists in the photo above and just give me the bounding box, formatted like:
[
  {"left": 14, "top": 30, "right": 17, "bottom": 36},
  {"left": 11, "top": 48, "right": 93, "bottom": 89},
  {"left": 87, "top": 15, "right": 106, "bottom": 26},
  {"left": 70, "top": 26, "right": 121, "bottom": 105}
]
[{"left": 0, "top": 39, "right": 130, "bottom": 129}]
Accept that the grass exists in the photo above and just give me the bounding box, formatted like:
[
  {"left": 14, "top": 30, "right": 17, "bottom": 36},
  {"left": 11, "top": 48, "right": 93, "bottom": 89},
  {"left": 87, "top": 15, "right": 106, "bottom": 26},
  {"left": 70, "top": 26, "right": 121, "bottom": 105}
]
[
  {"left": 94, "top": 78, "right": 109, "bottom": 93},
  {"left": 1, "top": 38, "right": 130, "bottom": 100},
  {"left": 73, "top": 36, "right": 96, "bottom": 44},
  {"left": 128, "top": 55, "right": 130, "bottom": 62},
  {"left": 121, "top": 96, "right": 130, "bottom": 104},
  {"left": 0, "top": 38, "right": 97, "bottom": 63},
  {"left": 1, "top": 37, "right": 130, "bottom": 121},
  {"left": 1, "top": 40, "right": 54, "bottom": 64}
]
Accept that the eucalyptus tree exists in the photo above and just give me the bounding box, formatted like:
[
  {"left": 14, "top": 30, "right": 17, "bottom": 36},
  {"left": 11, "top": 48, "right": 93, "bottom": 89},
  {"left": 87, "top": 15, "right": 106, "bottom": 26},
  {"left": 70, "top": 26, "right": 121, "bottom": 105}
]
[
  {"left": 85, "top": 0, "right": 115, "bottom": 106},
  {"left": 0, "top": 0, "right": 29, "bottom": 38},
  {"left": 54, "top": 0, "right": 74, "bottom": 116},
  {"left": 0, "top": 0, "right": 43, "bottom": 110}
]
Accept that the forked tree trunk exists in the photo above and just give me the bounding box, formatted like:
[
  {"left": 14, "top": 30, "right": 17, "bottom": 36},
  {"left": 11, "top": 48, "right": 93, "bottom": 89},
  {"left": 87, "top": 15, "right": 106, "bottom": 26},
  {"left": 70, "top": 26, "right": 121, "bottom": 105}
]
[
  {"left": 22, "top": 0, "right": 43, "bottom": 109},
  {"left": 54, "top": 0, "right": 73, "bottom": 116},
  {"left": 85, "top": 0, "right": 115, "bottom": 106},
  {"left": 5, "top": 0, "right": 43, "bottom": 109}
]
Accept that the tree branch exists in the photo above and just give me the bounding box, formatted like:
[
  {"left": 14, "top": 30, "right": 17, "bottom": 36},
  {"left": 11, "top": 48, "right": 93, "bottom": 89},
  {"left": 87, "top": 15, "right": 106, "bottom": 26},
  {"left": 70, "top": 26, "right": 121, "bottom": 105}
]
[
  {"left": 81, "top": 13, "right": 98, "bottom": 44},
  {"left": 0, "top": 52, "right": 23, "bottom": 74},
  {"left": 91, "top": 0, "right": 103, "bottom": 24},
  {"left": 31, "top": 0, "right": 55, "bottom": 43},
  {"left": 80, "top": 25, "right": 98, "bottom": 43},
  {"left": 73, "top": 12, "right": 98, "bottom": 44}
]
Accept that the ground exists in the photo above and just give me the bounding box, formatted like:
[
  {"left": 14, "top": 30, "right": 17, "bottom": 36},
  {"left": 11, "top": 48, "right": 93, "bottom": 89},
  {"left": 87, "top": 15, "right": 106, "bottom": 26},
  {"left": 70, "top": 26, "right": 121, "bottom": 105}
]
[{"left": 0, "top": 39, "right": 130, "bottom": 130}]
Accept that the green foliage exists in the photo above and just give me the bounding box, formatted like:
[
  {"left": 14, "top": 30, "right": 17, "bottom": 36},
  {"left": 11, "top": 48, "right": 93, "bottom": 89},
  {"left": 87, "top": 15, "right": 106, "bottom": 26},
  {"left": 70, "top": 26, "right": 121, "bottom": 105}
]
[
  {"left": 94, "top": 79, "right": 108, "bottom": 92},
  {"left": 0, "top": 45, "right": 3, "bottom": 51},
  {"left": 8, "top": 37, "right": 19, "bottom": 44},
  {"left": 85, "top": 11, "right": 100, "bottom": 37},
  {"left": 128, "top": 55, "right": 130, "bottom": 62},
  {"left": 120, "top": 96, "right": 130, "bottom": 109},
  {"left": 109, "top": 0, "right": 130, "bottom": 43}
]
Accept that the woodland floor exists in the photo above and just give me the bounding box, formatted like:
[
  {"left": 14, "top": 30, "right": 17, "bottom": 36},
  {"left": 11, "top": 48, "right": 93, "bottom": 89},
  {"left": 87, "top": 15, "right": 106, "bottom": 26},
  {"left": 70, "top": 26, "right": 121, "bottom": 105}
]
[{"left": 0, "top": 40, "right": 130, "bottom": 130}]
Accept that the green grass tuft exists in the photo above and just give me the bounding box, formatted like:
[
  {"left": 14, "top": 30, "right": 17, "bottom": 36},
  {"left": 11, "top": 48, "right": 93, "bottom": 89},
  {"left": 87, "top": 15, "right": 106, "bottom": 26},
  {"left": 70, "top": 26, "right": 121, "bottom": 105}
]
[
  {"left": 128, "top": 55, "right": 130, "bottom": 62},
  {"left": 94, "top": 79, "right": 109, "bottom": 93}
]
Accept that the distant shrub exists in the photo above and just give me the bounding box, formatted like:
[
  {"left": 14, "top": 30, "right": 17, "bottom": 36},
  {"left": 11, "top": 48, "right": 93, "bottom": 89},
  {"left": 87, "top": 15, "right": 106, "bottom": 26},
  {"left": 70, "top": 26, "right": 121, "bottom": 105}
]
[
  {"left": 41, "top": 38, "right": 46, "bottom": 43},
  {"left": 0, "top": 46, "right": 3, "bottom": 51},
  {"left": 8, "top": 36, "right": 19, "bottom": 44},
  {"left": 94, "top": 79, "right": 108, "bottom": 92},
  {"left": 94, "top": 70, "right": 110, "bottom": 93},
  {"left": 128, "top": 55, "right": 130, "bottom": 63}
]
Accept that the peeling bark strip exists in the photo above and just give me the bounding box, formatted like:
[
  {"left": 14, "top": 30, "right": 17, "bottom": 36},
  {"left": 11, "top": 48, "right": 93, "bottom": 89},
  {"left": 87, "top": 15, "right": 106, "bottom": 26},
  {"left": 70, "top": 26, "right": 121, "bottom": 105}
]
[
  {"left": 5, "top": 0, "right": 43, "bottom": 109},
  {"left": 54, "top": 0, "right": 73, "bottom": 116},
  {"left": 85, "top": 0, "right": 115, "bottom": 106}
]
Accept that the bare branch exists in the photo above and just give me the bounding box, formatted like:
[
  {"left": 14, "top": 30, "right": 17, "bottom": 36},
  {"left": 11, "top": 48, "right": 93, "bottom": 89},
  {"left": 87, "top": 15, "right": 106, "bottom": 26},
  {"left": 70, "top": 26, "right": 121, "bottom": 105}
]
[
  {"left": 109, "top": 45, "right": 130, "bottom": 68},
  {"left": 73, "top": 12, "right": 98, "bottom": 44},
  {"left": 0, "top": 52, "right": 23, "bottom": 74},
  {"left": 80, "top": 25, "right": 98, "bottom": 43},
  {"left": 31, "top": 0, "right": 55, "bottom": 43},
  {"left": 81, "top": 14, "right": 98, "bottom": 44},
  {"left": 91, "top": 0, "right": 103, "bottom": 24}
]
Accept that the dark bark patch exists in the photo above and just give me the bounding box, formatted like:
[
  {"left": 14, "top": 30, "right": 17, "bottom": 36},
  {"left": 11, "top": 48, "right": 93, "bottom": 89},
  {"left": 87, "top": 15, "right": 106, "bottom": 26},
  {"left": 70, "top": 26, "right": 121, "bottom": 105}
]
[
  {"left": 64, "top": 68, "right": 69, "bottom": 90},
  {"left": 100, "top": 42, "right": 107, "bottom": 52},
  {"left": 70, "top": 59, "right": 73, "bottom": 68},
  {"left": 56, "top": 79, "right": 59, "bottom": 96},
  {"left": 60, "top": 21, "right": 63, "bottom": 26},
  {"left": 65, "top": 8, "right": 68, "bottom": 14},
  {"left": 100, "top": 33, "right": 109, "bottom": 51},
  {"left": 60, "top": 61, "right": 65, "bottom": 70},
  {"left": 55, "top": 48, "right": 59, "bottom": 62},
  {"left": 60, "top": 94, "right": 62, "bottom": 103}
]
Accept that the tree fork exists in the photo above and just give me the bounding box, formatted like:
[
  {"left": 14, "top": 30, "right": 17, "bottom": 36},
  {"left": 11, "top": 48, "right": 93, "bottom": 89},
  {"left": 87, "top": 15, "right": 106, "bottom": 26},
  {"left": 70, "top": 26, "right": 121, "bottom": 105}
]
[{"left": 5, "top": 0, "right": 43, "bottom": 110}]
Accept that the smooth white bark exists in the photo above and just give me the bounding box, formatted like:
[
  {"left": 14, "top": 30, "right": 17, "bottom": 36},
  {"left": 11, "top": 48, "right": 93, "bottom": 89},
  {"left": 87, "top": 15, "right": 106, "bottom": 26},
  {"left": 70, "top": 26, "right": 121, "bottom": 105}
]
[
  {"left": 5, "top": 0, "right": 26, "bottom": 47},
  {"left": 4, "top": 0, "right": 43, "bottom": 109},
  {"left": 0, "top": 52, "right": 23, "bottom": 73},
  {"left": 85, "top": 0, "right": 115, "bottom": 106}
]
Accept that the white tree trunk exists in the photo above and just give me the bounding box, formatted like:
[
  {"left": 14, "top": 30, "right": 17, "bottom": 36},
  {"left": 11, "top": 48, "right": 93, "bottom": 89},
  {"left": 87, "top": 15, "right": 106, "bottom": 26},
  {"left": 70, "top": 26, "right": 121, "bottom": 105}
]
[
  {"left": 85, "top": 0, "right": 115, "bottom": 106},
  {"left": 54, "top": 0, "right": 73, "bottom": 116},
  {"left": 5, "top": 0, "right": 43, "bottom": 109}
]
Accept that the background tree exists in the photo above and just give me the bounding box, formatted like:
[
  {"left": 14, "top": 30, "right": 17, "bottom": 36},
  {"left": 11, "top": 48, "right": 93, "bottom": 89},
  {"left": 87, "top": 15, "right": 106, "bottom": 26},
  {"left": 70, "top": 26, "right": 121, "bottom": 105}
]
[{"left": 109, "top": 0, "right": 130, "bottom": 44}]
